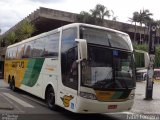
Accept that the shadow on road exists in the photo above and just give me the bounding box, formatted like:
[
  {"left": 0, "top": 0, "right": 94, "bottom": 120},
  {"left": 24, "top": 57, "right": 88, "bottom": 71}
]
[
  {"left": 61, "top": 113, "right": 119, "bottom": 120},
  {"left": 2, "top": 84, "right": 121, "bottom": 120}
]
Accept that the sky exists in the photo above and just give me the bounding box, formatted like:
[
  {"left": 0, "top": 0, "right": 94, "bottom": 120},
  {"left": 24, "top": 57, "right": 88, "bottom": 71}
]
[{"left": 0, "top": 0, "right": 160, "bottom": 34}]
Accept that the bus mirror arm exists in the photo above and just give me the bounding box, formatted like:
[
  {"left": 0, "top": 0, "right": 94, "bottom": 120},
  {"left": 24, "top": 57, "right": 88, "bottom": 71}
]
[
  {"left": 76, "top": 59, "right": 82, "bottom": 63},
  {"left": 75, "top": 39, "right": 88, "bottom": 63}
]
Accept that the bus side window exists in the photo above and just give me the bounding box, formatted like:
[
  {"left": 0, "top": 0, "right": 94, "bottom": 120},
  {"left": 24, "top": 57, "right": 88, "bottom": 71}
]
[
  {"left": 11, "top": 47, "right": 17, "bottom": 59},
  {"left": 17, "top": 44, "right": 25, "bottom": 59},
  {"left": 8, "top": 48, "right": 12, "bottom": 59},
  {"left": 23, "top": 42, "right": 33, "bottom": 58},
  {"left": 44, "top": 32, "right": 60, "bottom": 58},
  {"left": 31, "top": 38, "right": 45, "bottom": 58},
  {"left": 61, "top": 27, "right": 78, "bottom": 90}
]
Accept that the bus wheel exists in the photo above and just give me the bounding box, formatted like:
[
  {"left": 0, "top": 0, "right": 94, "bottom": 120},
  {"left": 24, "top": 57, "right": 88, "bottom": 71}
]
[
  {"left": 9, "top": 78, "right": 16, "bottom": 91},
  {"left": 46, "top": 87, "right": 58, "bottom": 111}
]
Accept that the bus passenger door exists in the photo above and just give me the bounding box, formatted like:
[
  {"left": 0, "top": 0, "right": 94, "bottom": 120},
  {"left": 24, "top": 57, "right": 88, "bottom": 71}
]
[
  {"left": 58, "top": 47, "right": 78, "bottom": 111},
  {"left": 57, "top": 27, "right": 78, "bottom": 111}
]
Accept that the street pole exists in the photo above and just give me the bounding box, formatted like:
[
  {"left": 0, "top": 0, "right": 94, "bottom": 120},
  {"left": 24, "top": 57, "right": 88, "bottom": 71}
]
[{"left": 144, "top": 23, "right": 156, "bottom": 100}]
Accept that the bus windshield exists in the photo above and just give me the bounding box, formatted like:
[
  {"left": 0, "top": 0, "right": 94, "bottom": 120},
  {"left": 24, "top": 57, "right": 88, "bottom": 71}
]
[
  {"left": 80, "top": 26, "right": 136, "bottom": 90},
  {"left": 80, "top": 26, "right": 133, "bottom": 51},
  {"left": 81, "top": 46, "right": 136, "bottom": 89}
]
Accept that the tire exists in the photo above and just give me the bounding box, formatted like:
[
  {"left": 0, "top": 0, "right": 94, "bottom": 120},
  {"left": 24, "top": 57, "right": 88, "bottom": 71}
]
[
  {"left": 9, "top": 78, "right": 16, "bottom": 91},
  {"left": 46, "top": 87, "right": 58, "bottom": 111}
]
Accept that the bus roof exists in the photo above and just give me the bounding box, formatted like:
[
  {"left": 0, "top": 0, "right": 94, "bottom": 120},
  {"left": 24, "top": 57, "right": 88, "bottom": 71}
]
[
  {"left": 7, "top": 23, "right": 129, "bottom": 49},
  {"left": 62, "top": 23, "right": 129, "bottom": 36}
]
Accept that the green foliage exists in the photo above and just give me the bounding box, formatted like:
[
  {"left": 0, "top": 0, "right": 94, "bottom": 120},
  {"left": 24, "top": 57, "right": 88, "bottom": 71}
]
[
  {"left": 133, "top": 44, "right": 148, "bottom": 52},
  {"left": 90, "top": 4, "right": 110, "bottom": 20},
  {"left": 5, "top": 20, "right": 36, "bottom": 46},
  {"left": 77, "top": 11, "right": 95, "bottom": 24},
  {"left": 155, "top": 46, "right": 160, "bottom": 67},
  {"left": 77, "top": 4, "right": 111, "bottom": 25},
  {"left": 6, "top": 32, "right": 16, "bottom": 45},
  {"left": 15, "top": 20, "right": 36, "bottom": 42}
]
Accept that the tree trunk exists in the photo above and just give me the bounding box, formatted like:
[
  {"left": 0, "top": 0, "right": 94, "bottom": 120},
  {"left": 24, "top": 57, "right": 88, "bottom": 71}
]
[
  {"left": 134, "top": 22, "right": 137, "bottom": 44},
  {"left": 140, "top": 23, "right": 142, "bottom": 44},
  {"left": 144, "top": 27, "right": 146, "bottom": 44}
]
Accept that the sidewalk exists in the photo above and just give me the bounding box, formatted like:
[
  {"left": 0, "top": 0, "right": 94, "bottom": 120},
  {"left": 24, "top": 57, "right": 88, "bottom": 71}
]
[
  {"left": 0, "top": 79, "right": 9, "bottom": 88},
  {"left": 0, "top": 79, "right": 13, "bottom": 110},
  {"left": 131, "top": 81, "right": 160, "bottom": 114}
]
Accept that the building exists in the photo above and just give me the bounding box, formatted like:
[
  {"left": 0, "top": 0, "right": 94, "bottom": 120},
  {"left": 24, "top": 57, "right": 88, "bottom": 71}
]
[
  {"left": 1, "top": 7, "right": 160, "bottom": 45},
  {"left": 0, "top": 7, "right": 160, "bottom": 78}
]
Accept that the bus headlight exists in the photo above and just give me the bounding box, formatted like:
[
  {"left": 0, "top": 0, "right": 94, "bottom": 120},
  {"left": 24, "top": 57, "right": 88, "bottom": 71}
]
[{"left": 80, "top": 92, "right": 97, "bottom": 100}]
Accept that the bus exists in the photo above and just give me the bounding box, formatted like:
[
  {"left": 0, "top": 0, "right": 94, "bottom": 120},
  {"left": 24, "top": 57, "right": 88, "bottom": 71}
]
[
  {"left": 134, "top": 50, "right": 149, "bottom": 81},
  {"left": 134, "top": 50, "right": 149, "bottom": 69},
  {"left": 4, "top": 23, "right": 136, "bottom": 113}
]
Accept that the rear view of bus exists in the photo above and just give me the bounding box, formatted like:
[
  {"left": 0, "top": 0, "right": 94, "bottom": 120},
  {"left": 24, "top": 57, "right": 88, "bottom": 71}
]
[{"left": 74, "top": 24, "right": 136, "bottom": 113}]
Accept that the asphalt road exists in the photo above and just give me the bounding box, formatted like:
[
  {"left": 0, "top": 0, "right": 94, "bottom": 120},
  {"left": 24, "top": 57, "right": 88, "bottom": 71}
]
[
  {"left": 0, "top": 79, "right": 130, "bottom": 120},
  {"left": 1, "top": 79, "right": 160, "bottom": 120}
]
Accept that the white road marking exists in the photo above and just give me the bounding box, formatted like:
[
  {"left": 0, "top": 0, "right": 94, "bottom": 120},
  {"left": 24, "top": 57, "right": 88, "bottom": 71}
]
[
  {"left": 0, "top": 93, "right": 25, "bottom": 113},
  {"left": 106, "top": 111, "right": 134, "bottom": 115},
  {"left": 122, "top": 111, "right": 134, "bottom": 114},
  {"left": 0, "top": 88, "right": 10, "bottom": 90},
  {"left": 3, "top": 93, "right": 34, "bottom": 108}
]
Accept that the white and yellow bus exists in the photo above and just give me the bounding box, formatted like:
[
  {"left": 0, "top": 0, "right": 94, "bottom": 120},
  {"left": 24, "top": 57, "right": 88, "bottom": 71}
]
[{"left": 4, "top": 23, "right": 136, "bottom": 113}]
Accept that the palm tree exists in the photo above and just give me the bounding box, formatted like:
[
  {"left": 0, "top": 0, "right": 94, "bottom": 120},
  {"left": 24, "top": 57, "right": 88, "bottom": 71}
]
[
  {"left": 110, "top": 10, "right": 118, "bottom": 21},
  {"left": 90, "top": 4, "right": 110, "bottom": 25},
  {"left": 143, "top": 17, "right": 154, "bottom": 44},
  {"left": 77, "top": 4, "right": 111, "bottom": 25},
  {"left": 138, "top": 9, "right": 153, "bottom": 42},
  {"left": 77, "top": 11, "right": 94, "bottom": 24},
  {"left": 129, "top": 11, "right": 140, "bottom": 44},
  {"left": 97, "top": 4, "right": 110, "bottom": 20},
  {"left": 155, "top": 20, "right": 160, "bottom": 44}
]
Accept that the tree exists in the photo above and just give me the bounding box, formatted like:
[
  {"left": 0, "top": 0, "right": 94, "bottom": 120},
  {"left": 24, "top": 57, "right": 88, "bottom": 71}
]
[
  {"left": 155, "top": 20, "right": 160, "bottom": 39},
  {"left": 130, "top": 9, "right": 153, "bottom": 44},
  {"left": 129, "top": 11, "right": 140, "bottom": 44},
  {"left": 90, "top": 4, "right": 110, "bottom": 25},
  {"left": 138, "top": 9, "right": 153, "bottom": 42},
  {"left": 4, "top": 20, "right": 36, "bottom": 46},
  {"left": 15, "top": 20, "right": 36, "bottom": 42},
  {"left": 76, "top": 11, "right": 94, "bottom": 24},
  {"left": 6, "top": 32, "right": 16, "bottom": 45},
  {"left": 110, "top": 10, "right": 118, "bottom": 21},
  {"left": 77, "top": 4, "right": 112, "bottom": 25},
  {"left": 90, "top": 4, "right": 110, "bottom": 20}
]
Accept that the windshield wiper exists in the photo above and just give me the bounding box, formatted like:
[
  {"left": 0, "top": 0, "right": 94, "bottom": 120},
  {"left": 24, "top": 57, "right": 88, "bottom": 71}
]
[
  {"left": 93, "top": 79, "right": 115, "bottom": 89},
  {"left": 115, "top": 77, "right": 128, "bottom": 89}
]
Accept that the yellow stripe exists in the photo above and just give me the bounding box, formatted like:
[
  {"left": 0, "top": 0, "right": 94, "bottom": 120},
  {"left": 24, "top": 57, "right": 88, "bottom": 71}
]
[
  {"left": 4, "top": 59, "right": 29, "bottom": 88},
  {"left": 95, "top": 90, "right": 115, "bottom": 101}
]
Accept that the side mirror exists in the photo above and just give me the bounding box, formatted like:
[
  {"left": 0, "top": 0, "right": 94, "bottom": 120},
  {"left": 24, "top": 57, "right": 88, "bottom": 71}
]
[{"left": 75, "top": 39, "right": 88, "bottom": 62}]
